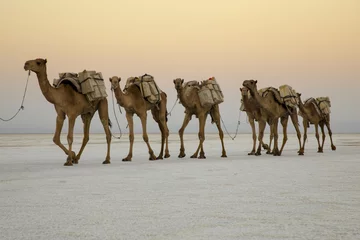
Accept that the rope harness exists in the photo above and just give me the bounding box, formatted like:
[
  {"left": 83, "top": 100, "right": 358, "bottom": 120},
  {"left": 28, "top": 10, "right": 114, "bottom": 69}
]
[
  {"left": 166, "top": 97, "right": 178, "bottom": 116},
  {"left": 110, "top": 87, "right": 123, "bottom": 139},
  {"left": 220, "top": 108, "right": 241, "bottom": 140},
  {"left": 0, "top": 71, "right": 31, "bottom": 122}
]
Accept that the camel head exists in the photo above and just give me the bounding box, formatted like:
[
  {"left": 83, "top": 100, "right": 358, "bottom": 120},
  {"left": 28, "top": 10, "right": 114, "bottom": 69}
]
[
  {"left": 240, "top": 87, "right": 249, "bottom": 96},
  {"left": 242, "top": 79, "right": 258, "bottom": 93},
  {"left": 24, "top": 58, "right": 47, "bottom": 73},
  {"left": 173, "top": 78, "right": 184, "bottom": 91},
  {"left": 109, "top": 76, "right": 121, "bottom": 90}
]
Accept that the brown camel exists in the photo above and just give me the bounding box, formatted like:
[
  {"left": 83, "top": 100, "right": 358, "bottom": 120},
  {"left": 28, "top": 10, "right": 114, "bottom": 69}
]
[
  {"left": 242, "top": 80, "right": 303, "bottom": 156},
  {"left": 240, "top": 87, "right": 271, "bottom": 155},
  {"left": 297, "top": 93, "right": 336, "bottom": 153},
  {"left": 24, "top": 58, "right": 112, "bottom": 166},
  {"left": 109, "top": 76, "right": 169, "bottom": 161},
  {"left": 173, "top": 78, "right": 227, "bottom": 159}
]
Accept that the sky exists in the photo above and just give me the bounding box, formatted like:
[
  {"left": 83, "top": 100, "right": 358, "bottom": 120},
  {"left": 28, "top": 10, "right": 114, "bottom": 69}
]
[{"left": 0, "top": 0, "right": 359, "bottom": 135}]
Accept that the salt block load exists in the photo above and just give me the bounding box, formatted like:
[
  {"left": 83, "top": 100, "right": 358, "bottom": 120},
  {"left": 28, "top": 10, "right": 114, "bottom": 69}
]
[
  {"left": 279, "top": 84, "right": 299, "bottom": 108},
  {"left": 78, "top": 70, "right": 108, "bottom": 102},
  {"left": 316, "top": 97, "right": 331, "bottom": 115},
  {"left": 198, "top": 77, "right": 224, "bottom": 108},
  {"left": 125, "top": 74, "right": 162, "bottom": 104}
]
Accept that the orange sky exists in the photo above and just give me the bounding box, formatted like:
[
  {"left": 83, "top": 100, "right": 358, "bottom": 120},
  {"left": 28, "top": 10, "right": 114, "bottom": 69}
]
[{"left": 0, "top": 0, "right": 359, "bottom": 133}]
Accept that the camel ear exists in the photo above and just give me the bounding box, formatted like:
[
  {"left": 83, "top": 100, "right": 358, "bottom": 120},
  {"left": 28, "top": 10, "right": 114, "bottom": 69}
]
[
  {"left": 109, "top": 77, "right": 112, "bottom": 82},
  {"left": 173, "top": 79, "right": 175, "bottom": 83},
  {"left": 181, "top": 79, "right": 184, "bottom": 84},
  {"left": 44, "top": 59, "right": 47, "bottom": 64},
  {"left": 240, "top": 88, "right": 242, "bottom": 91},
  {"left": 255, "top": 80, "right": 257, "bottom": 84}
]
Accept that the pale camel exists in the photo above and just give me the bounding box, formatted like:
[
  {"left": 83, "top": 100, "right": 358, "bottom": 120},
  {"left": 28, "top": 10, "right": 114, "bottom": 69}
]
[
  {"left": 24, "top": 58, "right": 111, "bottom": 166},
  {"left": 242, "top": 80, "right": 303, "bottom": 156},
  {"left": 240, "top": 87, "right": 270, "bottom": 155},
  {"left": 173, "top": 78, "right": 227, "bottom": 159},
  {"left": 297, "top": 93, "right": 336, "bottom": 153},
  {"left": 109, "top": 76, "right": 169, "bottom": 161}
]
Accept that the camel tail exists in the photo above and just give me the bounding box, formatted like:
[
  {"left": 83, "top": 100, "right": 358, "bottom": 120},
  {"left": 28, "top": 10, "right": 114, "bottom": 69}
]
[
  {"left": 108, "top": 118, "right": 112, "bottom": 128},
  {"left": 165, "top": 110, "right": 168, "bottom": 122}
]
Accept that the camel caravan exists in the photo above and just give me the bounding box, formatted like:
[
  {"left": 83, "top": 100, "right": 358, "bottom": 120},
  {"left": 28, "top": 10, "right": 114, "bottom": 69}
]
[{"left": 23, "top": 58, "right": 336, "bottom": 166}]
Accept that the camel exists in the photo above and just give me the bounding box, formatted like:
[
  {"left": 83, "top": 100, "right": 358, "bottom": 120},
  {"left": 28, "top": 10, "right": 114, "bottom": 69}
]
[
  {"left": 173, "top": 78, "right": 227, "bottom": 159},
  {"left": 297, "top": 93, "right": 336, "bottom": 153},
  {"left": 24, "top": 58, "right": 112, "bottom": 166},
  {"left": 242, "top": 80, "right": 303, "bottom": 156},
  {"left": 109, "top": 76, "right": 169, "bottom": 161},
  {"left": 240, "top": 87, "right": 271, "bottom": 155}
]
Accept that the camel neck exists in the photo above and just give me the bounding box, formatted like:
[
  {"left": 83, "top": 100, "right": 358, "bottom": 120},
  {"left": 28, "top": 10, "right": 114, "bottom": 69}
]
[
  {"left": 249, "top": 86, "right": 267, "bottom": 110},
  {"left": 177, "top": 86, "right": 186, "bottom": 105},
  {"left": 297, "top": 98, "right": 309, "bottom": 116},
  {"left": 113, "top": 85, "right": 127, "bottom": 107},
  {"left": 36, "top": 70, "right": 56, "bottom": 104}
]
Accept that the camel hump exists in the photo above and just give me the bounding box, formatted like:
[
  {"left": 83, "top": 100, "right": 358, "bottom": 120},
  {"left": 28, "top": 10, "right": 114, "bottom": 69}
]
[{"left": 53, "top": 72, "right": 81, "bottom": 93}]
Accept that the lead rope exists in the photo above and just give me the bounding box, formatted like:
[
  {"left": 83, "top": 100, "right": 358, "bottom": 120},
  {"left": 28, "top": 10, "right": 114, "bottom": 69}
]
[
  {"left": 220, "top": 108, "right": 241, "bottom": 140},
  {"left": 166, "top": 97, "right": 178, "bottom": 116},
  {"left": 1, "top": 71, "right": 31, "bottom": 122},
  {"left": 110, "top": 87, "right": 123, "bottom": 139}
]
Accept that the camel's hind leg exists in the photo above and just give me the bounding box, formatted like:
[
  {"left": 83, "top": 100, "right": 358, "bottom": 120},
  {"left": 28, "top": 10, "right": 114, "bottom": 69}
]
[
  {"left": 290, "top": 112, "right": 303, "bottom": 155},
  {"left": 74, "top": 113, "right": 94, "bottom": 164},
  {"left": 272, "top": 119, "right": 280, "bottom": 156},
  {"left": 52, "top": 109, "right": 76, "bottom": 160},
  {"left": 192, "top": 114, "right": 207, "bottom": 159},
  {"left": 152, "top": 100, "right": 170, "bottom": 160},
  {"left": 178, "top": 112, "right": 192, "bottom": 158},
  {"left": 278, "top": 116, "right": 289, "bottom": 156},
  {"left": 266, "top": 122, "right": 273, "bottom": 154},
  {"left": 325, "top": 120, "right": 336, "bottom": 150},
  {"left": 256, "top": 120, "right": 266, "bottom": 156},
  {"left": 320, "top": 122, "right": 326, "bottom": 152},
  {"left": 98, "top": 99, "right": 112, "bottom": 164},
  {"left": 300, "top": 118, "right": 308, "bottom": 154},
  {"left": 247, "top": 114, "right": 256, "bottom": 155},
  {"left": 314, "top": 124, "right": 322, "bottom": 153},
  {"left": 210, "top": 105, "right": 227, "bottom": 158},
  {"left": 139, "top": 113, "right": 157, "bottom": 161},
  {"left": 123, "top": 112, "right": 134, "bottom": 161}
]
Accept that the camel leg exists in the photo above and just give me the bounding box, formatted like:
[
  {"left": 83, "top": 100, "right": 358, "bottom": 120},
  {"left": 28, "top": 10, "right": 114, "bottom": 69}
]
[
  {"left": 178, "top": 112, "right": 192, "bottom": 158},
  {"left": 52, "top": 111, "right": 75, "bottom": 158},
  {"left": 248, "top": 115, "right": 256, "bottom": 155},
  {"left": 192, "top": 114, "right": 207, "bottom": 159},
  {"left": 139, "top": 113, "right": 157, "bottom": 161},
  {"left": 325, "top": 121, "right": 336, "bottom": 150},
  {"left": 266, "top": 123, "right": 273, "bottom": 154},
  {"left": 123, "top": 112, "right": 134, "bottom": 161},
  {"left": 278, "top": 116, "right": 288, "bottom": 156},
  {"left": 64, "top": 116, "right": 76, "bottom": 166},
  {"left": 98, "top": 99, "right": 112, "bottom": 164},
  {"left": 152, "top": 102, "right": 170, "bottom": 160},
  {"left": 314, "top": 124, "right": 322, "bottom": 153},
  {"left": 272, "top": 119, "right": 280, "bottom": 156},
  {"left": 74, "top": 113, "right": 93, "bottom": 164},
  {"left": 210, "top": 105, "right": 227, "bottom": 158},
  {"left": 290, "top": 113, "right": 303, "bottom": 155},
  {"left": 300, "top": 118, "right": 308, "bottom": 154},
  {"left": 256, "top": 120, "right": 266, "bottom": 156},
  {"left": 320, "top": 122, "right": 326, "bottom": 152}
]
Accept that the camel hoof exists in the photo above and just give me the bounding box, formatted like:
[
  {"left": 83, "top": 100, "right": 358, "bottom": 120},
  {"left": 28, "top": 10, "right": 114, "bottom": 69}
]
[
  {"left": 248, "top": 152, "right": 255, "bottom": 155},
  {"left": 149, "top": 156, "right": 157, "bottom": 161},
  {"left": 255, "top": 152, "right": 261, "bottom": 156},
  {"left": 102, "top": 160, "right": 111, "bottom": 164},
  {"left": 164, "top": 153, "right": 170, "bottom": 158},
  {"left": 190, "top": 155, "right": 197, "bottom": 158},
  {"left": 221, "top": 154, "right": 227, "bottom": 158},
  {"left": 331, "top": 145, "right": 336, "bottom": 151},
  {"left": 64, "top": 161, "right": 73, "bottom": 166},
  {"left": 266, "top": 151, "right": 272, "bottom": 155},
  {"left": 178, "top": 152, "right": 186, "bottom": 158},
  {"left": 156, "top": 156, "right": 163, "bottom": 160},
  {"left": 198, "top": 155, "right": 206, "bottom": 159},
  {"left": 122, "top": 158, "right": 132, "bottom": 162},
  {"left": 262, "top": 144, "right": 269, "bottom": 150}
]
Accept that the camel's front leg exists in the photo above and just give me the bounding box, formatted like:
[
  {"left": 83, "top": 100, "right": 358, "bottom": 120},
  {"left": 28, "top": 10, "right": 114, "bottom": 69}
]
[
  {"left": 314, "top": 124, "right": 322, "bottom": 153},
  {"left": 320, "top": 122, "right": 326, "bottom": 152},
  {"left": 139, "top": 113, "right": 156, "bottom": 160},
  {"left": 278, "top": 116, "right": 289, "bottom": 156},
  {"left": 248, "top": 115, "right": 256, "bottom": 155},
  {"left": 325, "top": 121, "right": 336, "bottom": 151},
  {"left": 211, "top": 105, "right": 227, "bottom": 157},
  {"left": 256, "top": 120, "right": 266, "bottom": 156},
  {"left": 300, "top": 118, "right": 308, "bottom": 154},
  {"left": 178, "top": 112, "right": 191, "bottom": 158},
  {"left": 290, "top": 113, "right": 303, "bottom": 155},
  {"left": 266, "top": 122, "right": 273, "bottom": 154},
  {"left": 192, "top": 114, "right": 207, "bottom": 159},
  {"left": 123, "top": 112, "right": 134, "bottom": 161},
  {"left": 74, "top": 113, "right": 93, "bottom": 164},
  {"left": 64, "top": 116, "right": 76, "bottom": 166},
  {"left": 98, "top": 99, "right": 112, "bottom": 164},
  {"left": 53, "top": 111, "right": 75, "bottom": 159},
  {"left": 272, "top": 119, "right": 280, "bottom": 156}
]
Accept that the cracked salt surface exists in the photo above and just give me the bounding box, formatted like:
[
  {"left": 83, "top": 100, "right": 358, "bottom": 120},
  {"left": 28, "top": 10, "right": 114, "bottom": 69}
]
[{"left": 0, "top": 133, "right": 359, "bottom": 240}]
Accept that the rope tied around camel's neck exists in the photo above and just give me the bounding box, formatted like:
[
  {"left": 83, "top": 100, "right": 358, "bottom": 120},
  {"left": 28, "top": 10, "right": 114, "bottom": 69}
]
[{"left": 0, "top": 71, "right": 31, "bottom": 122}]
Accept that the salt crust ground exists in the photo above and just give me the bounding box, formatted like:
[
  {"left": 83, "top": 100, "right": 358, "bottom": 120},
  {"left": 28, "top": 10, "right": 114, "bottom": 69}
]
[{"left": 0, "top": 133, "right": 359, "bottom": 240}]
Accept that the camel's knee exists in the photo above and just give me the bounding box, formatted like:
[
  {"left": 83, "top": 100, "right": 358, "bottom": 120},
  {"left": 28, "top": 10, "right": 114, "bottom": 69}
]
[
  {"left": 53, "top": 136, "right": 60, "bottom": 145},
  {"left": 143, "top": 134, "right": 149, "bottom": 143},
  {"left": 83, "top": 136, "right": 89, "bottom": 144},
  {"left": 315, "top": 133, "right": 319, "bottom": 139},
  {"left": 67, "top": 136, "right": 73, "bottom": 145},
  {"left": 129, "top": 134, "right": 134, "bottom": 142},
  {"left": 178, "top": 128, "right": 185, "bottom": 136},
  {"left": 198, "top": 132, "right": 205, "bottom": 141}
]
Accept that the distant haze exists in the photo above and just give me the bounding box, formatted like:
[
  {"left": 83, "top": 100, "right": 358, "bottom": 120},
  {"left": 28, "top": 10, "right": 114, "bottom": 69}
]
[{"left": 0, "top": 0, "right": 359, "bottom": 134}]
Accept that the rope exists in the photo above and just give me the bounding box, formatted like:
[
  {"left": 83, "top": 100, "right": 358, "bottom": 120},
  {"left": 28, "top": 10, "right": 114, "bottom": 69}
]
[
  {"left": 110, "top": 88, "right": 123, "bottom": 139},
  {"left": 1, "top": 71, "right": 31, "bottom": 122},
  {"left": 220, "top": 108, "right": 241, "bottom": 140},
  {"left": 166, "top": 97, "right": 178, "bottom": 116}
]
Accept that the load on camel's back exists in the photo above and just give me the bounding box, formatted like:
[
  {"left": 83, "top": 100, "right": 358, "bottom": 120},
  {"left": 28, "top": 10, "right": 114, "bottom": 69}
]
[
  {"left": 279, "top": 84, "right": 299, "bottom": 108},
  {"left": 53, "top": 70, "right": 108, "bottom": 102},
  {"left": 124, "top": 74, "right": 162, "bottom": 105},
  {"left": 198, "top": 77, "right": 224, "bottom": 108}
]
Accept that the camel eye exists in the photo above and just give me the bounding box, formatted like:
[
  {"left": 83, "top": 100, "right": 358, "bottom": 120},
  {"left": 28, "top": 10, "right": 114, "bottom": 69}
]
[{"left": 36, "top": 61, "right": 41, "bottom": 65}]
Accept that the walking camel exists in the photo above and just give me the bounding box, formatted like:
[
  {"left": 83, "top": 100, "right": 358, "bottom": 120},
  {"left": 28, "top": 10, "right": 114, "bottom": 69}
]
[
  {"left": 173, "top": 78, "right": 227, "bottom": 159},
  {"left": 109, "top": 76, "right": 170, "bottom": 161},
  {"left": 240, "top": 87, "right": 270, "bottom": 155},
  {"left": 24, "top": 58, "right": 112, "bottom": 166},
  {"left": 297, "top": 93, "right": 336, "bottom": 153},
  {"left": 242, "top": 80, "right": 303, "bottom": 156}
]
